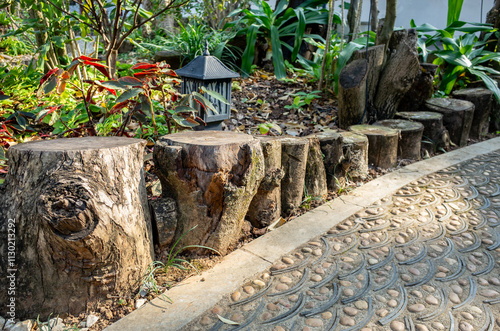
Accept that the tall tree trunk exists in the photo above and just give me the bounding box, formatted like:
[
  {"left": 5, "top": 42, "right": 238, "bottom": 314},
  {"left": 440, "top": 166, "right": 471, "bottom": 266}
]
[
  {"left": 107, "top": 49, "right": 119, "bottom": 80},
  {"left": 319, "top": 0, "right": 336, "bottom": 90},
  {"left": 375, "top": 0, "right": 397, "bottom": 46},
  {"left": 347, "top": 0, "right": 364, "bottom": 41},
  {"left": 482, "top": 0, "right": 500, "bottom": 51},
  {"left": 370, "top": 0, "right": 379, "bottom": 32}
]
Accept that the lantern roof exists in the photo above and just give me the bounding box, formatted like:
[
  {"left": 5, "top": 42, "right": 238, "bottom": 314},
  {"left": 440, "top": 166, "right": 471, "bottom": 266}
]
[{"left": 175, "top": 43, "right": 240, "bottom": 80}]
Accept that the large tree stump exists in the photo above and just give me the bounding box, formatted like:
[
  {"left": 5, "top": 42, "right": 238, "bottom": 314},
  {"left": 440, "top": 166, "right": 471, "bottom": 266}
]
[
  {"left": 395, "top": 111, "right": 450, "bottom": 151},
  {"left": 452, "top": 88, "right": 494, "bottom": 139},
  {"left": 247, "top": 137, "right": 284, "bottom": 228},
  {"left": 280, "top": 137, "right": 309, "bottom": 215},
  {"left": 306, "top": 131, "right": 344, "bottom": 190},
  {"left": 305, "top": 137, "right": 328, "bottom": 199},
  {"left": 424, "top": 98, "right": 474, "bottom": 147},
  {"left": 398, "top": 63, "right": 438, "bottom": 112},
  {"left": 338, "top": 59, "right": 368, "bottom": 129},
  {"left": 374, "top": 29, "right": 421, "bottom": 120},
  {"left": 351, "top": 45, "right": 385, "bottom": 121},
  {"left": 339, "top": 131, "right": 369, "bottom": 180},
  {"left": 153, "top": 131, "right": 264, "bottom": 255},
  {"left": 0, "top": 137, "right": 153, "bottom": 319},
  {"left": 373, "top": 119, "right": 424, "bottom": 160},
  {"left": 349, "top": 125, "right": 399, "bottom": 169}
]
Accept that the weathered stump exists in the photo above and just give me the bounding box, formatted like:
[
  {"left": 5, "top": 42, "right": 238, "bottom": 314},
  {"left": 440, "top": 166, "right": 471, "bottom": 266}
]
[
  {"left": 0, "top": 137, "right": 153, "bottom": 319},
  {"left": 153, "top": 131, "right": 264, "bottom": 255},
  {"left": 424, "top": 98, "right": 474, "bottom": 147},
  {"left": 374, "top": 29, "right": 421, "bottom": 120},
  {"left": 349, "top": 125, "right": 399, "bottom": 169},
  {"left": 306, "top": 131, "right": 344, "bottom": 190},
  {"left": 305, "top": 137, "right": 328, "bottom": 199},
  {"left": 395, "top": 111, "right": 450, "bottom": 151},
  {"left": 247, "top": 137, "right": 284, "bottom": 228},
  {"left": 339, "top": 131, "right": 369, "bottom": 180},
  {"left": 373, "top": 119, "right": 424, "bottom": 160},
  {"left": 280, "top": 137, "right": 309, "bottom": 215},
  {"left": 338, "top": 59, "right": 368, "bottom": 129},
  {"left": 398, "top": 63, "right": 438, "bottom": 112},
  {"left": 452, "top": 88, "right": 494, "bottom": 139}
]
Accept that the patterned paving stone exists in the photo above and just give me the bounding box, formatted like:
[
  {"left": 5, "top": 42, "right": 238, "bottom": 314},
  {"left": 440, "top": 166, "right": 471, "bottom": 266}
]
[{"left": 186, "top": 151, "right": 500, "bottom": 330}]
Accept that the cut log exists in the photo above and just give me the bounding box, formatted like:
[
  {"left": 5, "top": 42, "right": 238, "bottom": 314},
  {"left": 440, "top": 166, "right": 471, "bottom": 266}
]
[
  {"left": 349, "top": 125, "right": 399, "bottom": 169},
  {"left": 395, "top": 111, "right": 450, "bottom": 151},
  {"left": 153, "top": 131, "right": 264, "bottom": 255},
  {"left": 280, "top": 137, "right": 309, "bottom": 215},
  {"left": 247, "top": 137, "right": 284, "bottom": 228},
  {"left": 306, "top": 131, "right": 344, "bottom": 190},
  {"left": 150, "top": 197, "right": 177, "bottom": 248},
  {"left": 374, "top": 29, "right": 421, "bottom": 120},
  {"left": 398, "top": 63, "right": 438, "bottom": 112},
  {"left": 339, "top": 131, "right": 369, "bottom": 180},
  {"left": 338, "top": 59, "right": 368, "bottom": 129},
  {"left": 305, "top": 137, "right": 328, "bottom": 199},
  {"left": 424, "top": 98, "right": 474, "bottom": 147},
  {"left": 351, "top": 45, "right": 385, "bottom": 121},
  {"left": 373, "top": 119, "right": 424, "bottom": 160},
  {"left": 0, "top": 137, "right": 153, "bottom": 319},
  {"left": 452, "top": 88, "right": 494, "bottom": 139}
]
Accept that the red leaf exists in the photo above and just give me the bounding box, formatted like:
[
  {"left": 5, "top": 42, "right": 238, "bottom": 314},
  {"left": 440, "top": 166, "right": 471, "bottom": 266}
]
[
  {"left": 79, "top": 55, "right": 101, "bottom": 62},
  {"left": 39, "top": 68, "right": 59, "bottom": 87},
  {"left": 84, "top": 61, "right": 110, "bottom": 79},
  {"left": 98, "top": 86, "right": 117, "bottom": 97},
  {"left": 132, "top": 62, "right": 158, "bottom": 70},
  {"left": 163, "top": 69, "right": 178, "bottom": 77},
  {"left": 85, "top": 87, "right": 93, "bottom": 103},
  {"left": 110, "top": 100, "right": 131, "bottom": 114},
  {"left": 118, "top": 76, "right": 143, "bottom": 86},
  {"left": 133, "top": 70, "right": 158, "bottom": 79}
]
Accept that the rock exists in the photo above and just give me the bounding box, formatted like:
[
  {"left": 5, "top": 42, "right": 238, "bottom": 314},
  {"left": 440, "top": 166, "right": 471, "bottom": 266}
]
[
  {"left": 10, "top": 320, "right": 34, "bottom": 331},
  {"left": 387, "top": 299, "right": 398, "bottom": 307},
  {"left": 267, "top": 303, "right": 280, "bottom": 311},
  {"left": 410, "top": 290, "right": 423, "bottom": 298},
  {"left": 271, "top": 263, "right": 287, "bottom": 271},
  {"left": 275, "top": 284, "right": 288, "bottom": 291},
  {"left": 343, "top": 288, "right": 354, "bottom": 296},
  {"left": 368, "top": 258, "right": 379, "bottom": 265},
  {"left": 135, "top": 299, "right": 147, "bottom": 309},
  {"left": 288, "top": 294, "right": 299, "bottom": 302},
  {"left": 415, "top": 324, "right": 429, "bottom": 331},
  {"left": 449, "top": 292, "right": 461, "bottom": 304},
  {"left": 344, "top": 307, "right": 359, "bottom": 316},
  {"left": 387, "top": 289, "right": 399, "bottom": 297},
  {"left": 261, "top": 312, "right": 272, "bottom": 321},
  {"left": 311, "top": 275, "right": 323, "bottom": 282},
  {"left": 231, "top": 291, "right": 241, "bottom": 302},
  {"left": 377, "top": 308, "right": 389, "bottom": 317},
  {"left": 376, "top": 295, "right": 387, "bottom": 302},
  {"left": 390, "top": 320, "right": 405, "bottom": 331},
  {"left": 319, "top": 287, "right": 329, "bottom": 294},
  {"left": 481, "top": 290, "right": 500, "bottom": 297},
  {"left": 451, "top": 285, "right": 463, "bottom": 294},
  {"left": 253, "top": 280, "right": 266, "bottom": 288},
  {"left": 46, "top": 318, "right": 64, "bottom": 331},
  {"left": 460, "top": 312, "right": 474, "bottom": 320},
  {"left": 355, "top": 300, "right": 368, "bottom": 310},
  {"left": 282, "top": 257, "right": 294, "bottom": 264},
  {"left": 306, "top": 318, "right": 324, "bottom": 327},
  {"left": 489, "top": 277, "right": 500, "bottom": 285},
  {"left": 459, "top": 321, "right": 473, "bottom": 331},
  {"left": 321, "top": 311, "right": 333, "bottom": 319},
  {"left": 401, "top": 274, "right": 411, "bottom": 282},
  {"left": 313, "top": 249, "right": 322, "bottom": 256},
  {"left": 280, "top": 276, "right": 293, "bottom": 284},
  {"left": 408, "top": 304, "right": 425, "bottom": 313},
  {"left": 302, "top": 247, "right": 313, "bottom": 253},
  {"left": 425, "top": 295, "right": 439, "bottom": 305},
  {"left": 154, "top": 50, "right": 182, "bottom": 69},
  {"left": 315, "top": 267, "right": 325, "bottom": 275},
  {"left": 340, "top": 316, "right": 355, "bottom": 326},
  {"left": 231, "top": 313, "right": 245, "bottom": 323},
  {"left": 408, "top": 267, "right": 421, "bottom": 276},
  {"left": 244, "top": 286, "right": 255, "bottom": 294},
  {"left": 431, "top": 322, "right": 445, "bottom": 330}
]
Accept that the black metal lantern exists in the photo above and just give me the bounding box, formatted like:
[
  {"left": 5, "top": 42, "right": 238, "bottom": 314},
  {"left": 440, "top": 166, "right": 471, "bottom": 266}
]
[{"left": 175, "top": 43, "right": 240, "bottom": 130}]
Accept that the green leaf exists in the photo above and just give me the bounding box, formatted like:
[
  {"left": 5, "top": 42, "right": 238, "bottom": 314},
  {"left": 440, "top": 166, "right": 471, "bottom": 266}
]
[
  {"left": 270, "top": 26, "right": 286, "bottom": 80},
  {"left": 469, "top": 68, "right": 500, "bottom": 102},
  {"left": 291, "top": 7, "right": 306, "bottom": 62},
  {"left": 439, "top": 65, "right": 464, "bottom": 95},
  {"left": 15, "top": 114, "right": 26, "bottom": 129},
  {"left": 0, "top": 146, "right": 5, "bottom": 160},
  {"left": 435, "top": 51, "right": 472, "bottom": 67},
  {"left": 193, "top": 92, "right": 218, "bottom": 114},
  {"left": 99, "top": 81, "right": 127, "bottom": 90},
  {"left": 447, "top": 0, "right": 464, "bottom": 26},
  {"left": 43, "top": 75, "right": 58, "bottom": 95},
  {"left": 116, "top": 88, "right": 144, "bottom": 104},
  {"left": 118, "top": 76, "right": 143, "bottom": 87},
  {"left": 241, "top": 25, "right": 260, "bottom": 77},
  {"left": 199, "top": 86, "right": 229, "bottom": 105}
]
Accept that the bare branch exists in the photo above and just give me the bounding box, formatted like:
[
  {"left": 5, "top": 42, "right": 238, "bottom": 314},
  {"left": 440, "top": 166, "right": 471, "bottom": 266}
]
[{"left": 44, "top": 0, "right": 98, "bottom": 32}]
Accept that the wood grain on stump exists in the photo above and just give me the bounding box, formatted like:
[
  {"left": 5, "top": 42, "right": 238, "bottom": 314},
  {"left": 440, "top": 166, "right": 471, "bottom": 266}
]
[
  {"left": 280, "top": 137, "right": 309, "bottom": 215},
  {"left": 339, "top": 131, "right": 369, "bottom": 180},
  {"left": 305, "top": 137, "right": 328, "bottom": 200},
  {"left": 424, "top": 98, "right": 474, "bottom": 147},
  {"left": 306, "top": 131, "right": 343, "bottom": 190},
  {"left": 395, "top": 111, "right": 450, "bottom": 150},
  {"left": 349, "top": 125, "right": 399, "bottom": 169},
  {"left": 247, "top": 137, "right": 284, "bottom": 228},
  {"left": 0, "top": 137, "right": 153, "bottom": 319},
  {"left": 154, "top": 131, "right": 264, "bottom": 255},
  {"left": 398, "top": 63, "right": 438, "bottom": 112},
  {"left": 373, "top": 119, "right": 424, "bottom": 160},
  {"left": 338, "top": 59, "right": 368, "bottom": 129},
  {"left": 452, "top": 88, "right": 493, "bottom": 139}
]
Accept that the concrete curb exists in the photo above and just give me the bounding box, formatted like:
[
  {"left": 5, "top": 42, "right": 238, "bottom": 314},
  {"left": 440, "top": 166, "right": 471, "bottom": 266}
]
[{"left": 105, "top": 136, "right": 500, "bottom": 331}]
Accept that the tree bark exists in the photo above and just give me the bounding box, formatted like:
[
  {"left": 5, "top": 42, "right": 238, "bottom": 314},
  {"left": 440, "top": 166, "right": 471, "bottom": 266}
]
[
  {"left": 347, "top": 0, "right": 364, "bottom": 41},
  {"left": 339, "top": 131, "right": 369, "bottom": 180},
  {"left": 280, "top": 137, "right": 309, "bottom": 216},
  {"left": 373, "top": 119, "right": 424, "bottom": 160},
  {"left": 424, "top": 98, "right": 474, "bottom": 147},
  {"left": 452, "top": 88, "right": 493, "bottom": 139},
  {"left": 395, "top": 111, "right": 450, "bottom": 150},
  {"left": 306, "top": 131, "right": 344, "bottom": 190},
  {"left": 247, "top": 137, "right": 284, "bottom": 228},
  {"left": 481, "top": 0, "right": 500, "bottom": 52},
  {"left": 375, "top": 0, "right": 397, "bottom": 46},
  {"left": 153, "top": 131, "right": 264, "bottom": 255},
  {"left": 319, "top": 0, "right": 336, "bottom": 90},
  {"left": 398, "top": 63, "right": 438, "bottom": 113},
  {"left": 370, "top": 0, "right": 379, "bottom": 32},
  {"left": 349, "top": 124, "right": 399, "bottom": 168},
  {"left": 305, "top": 137, "right": 328, "bottom": 200},
  {"left": 374, "top": 29, "right": 421, "bottom": 120},
  {"left": 338, "top": 59, "right": 368, "bottom": 129},
  {"left": 0, "top": 137, "right": 153, "bottom": 319}
]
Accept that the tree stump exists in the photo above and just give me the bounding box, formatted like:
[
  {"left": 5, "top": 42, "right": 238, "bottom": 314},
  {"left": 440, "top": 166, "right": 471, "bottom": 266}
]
[
  {"left": 398, "top": 63, "right": 438, "bottom": 112},
  {"left": 247, "top": 137, "right": 284, "bottom": 228},
  {"left": 349, "top": 125, "right": 399, "bottom": 169},
  {"left": 280, "top": 137, "right": 309, "bottom": 216},
  {"left": 424, "top": 98, "right": 474, "bottom": 147},
  {"left": 305, "top": 137, "right": 328, "bottom": 200},
  {"left": 0, "top": 137, "right": 153, "bottom": 319},
  {"left": 395, "top": 111, "right": 450, "bottom": 151},
  {"left": 351, "top": 45, "right": 385, "bottom": 121},
  {"left": 153, "top": 131, "right": 264, "bottom": 255},
  {"left": 306, "top": 131, "right": 344, "bottom": 190},
  {"left": 373, "top": 119, "right": 424, "bottom": 160},
  {"left": 452, "top": 88, "right": 494, "bottom": 139},
  {"left": 339, "top": 131, "right": 369, "bottom": 180},
  {"left": 374, "top": 29, "right": 421, "bottom": 120},
  {"left": 338, "top": 59, "right": 368, "bottom": 129}
]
